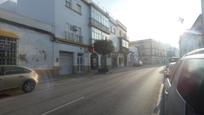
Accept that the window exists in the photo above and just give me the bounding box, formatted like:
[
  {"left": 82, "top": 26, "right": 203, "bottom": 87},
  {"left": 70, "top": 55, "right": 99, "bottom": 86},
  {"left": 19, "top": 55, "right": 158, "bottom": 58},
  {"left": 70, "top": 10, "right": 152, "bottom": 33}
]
[
  {"left": 0, "top": 38, "right": 17, "bottom": 65},
  {"left": 65, "top": 0, "right": 72, "bottom": 8},
  {"left": 65, "top": 23, "right": 82, "bottom": 42},
  {"left": 122, "top": 39, "right": 128, "bottom": 48},
  {"left": 76, "top": 4, "right": 81, "bottom": 13},
  {"left": 91, "top": 8, "right": 109, "bottom": 28},
  {"left": 113, "top": 28, "right": 116, "bottom": 34},
  {"left": 177, "top": 59, "right": 204, "bottom": 114},
  {"left": 4, "top": 67, "right": 31, "bottom": 75}
]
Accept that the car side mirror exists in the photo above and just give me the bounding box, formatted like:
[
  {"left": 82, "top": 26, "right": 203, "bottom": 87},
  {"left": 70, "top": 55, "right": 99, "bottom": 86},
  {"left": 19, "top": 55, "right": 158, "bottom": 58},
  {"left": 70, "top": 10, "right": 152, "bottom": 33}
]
[{"left": 164, "top": 71, "right": 170, "bottom": 78}]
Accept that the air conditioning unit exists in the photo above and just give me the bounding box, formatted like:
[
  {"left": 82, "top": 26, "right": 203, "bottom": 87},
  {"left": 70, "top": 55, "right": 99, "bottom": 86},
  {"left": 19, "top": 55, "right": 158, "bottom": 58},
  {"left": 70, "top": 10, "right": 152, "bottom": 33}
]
[{"left": 71, "top": 25, "right": 78, "bottom": 32}]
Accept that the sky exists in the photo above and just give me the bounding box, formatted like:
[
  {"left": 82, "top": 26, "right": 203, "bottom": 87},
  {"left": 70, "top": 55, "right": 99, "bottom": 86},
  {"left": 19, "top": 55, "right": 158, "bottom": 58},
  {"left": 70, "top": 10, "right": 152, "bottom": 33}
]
[{"left": 95, "top": 0, "right": 201, "bottom": 47}]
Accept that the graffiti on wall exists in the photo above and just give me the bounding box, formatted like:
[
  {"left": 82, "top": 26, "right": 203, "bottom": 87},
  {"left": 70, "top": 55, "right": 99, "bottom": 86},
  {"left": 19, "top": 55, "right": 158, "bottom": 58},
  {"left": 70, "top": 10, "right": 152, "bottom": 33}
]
[
  {"left": 31, "top": 49, "right": 47, "bottom": 62},
  {"left": 19, "top": 47, "right": 47, "bottom": 67}
]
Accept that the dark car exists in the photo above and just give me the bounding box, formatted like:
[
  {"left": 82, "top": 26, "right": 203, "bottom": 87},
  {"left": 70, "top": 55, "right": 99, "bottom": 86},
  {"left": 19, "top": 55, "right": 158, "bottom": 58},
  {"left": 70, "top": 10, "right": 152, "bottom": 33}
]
[
  {"left": 160, "top": 54, "right": 204, "bottom": 115},
  {"left": 164, "top": 62, "right": 176, "bottom": 79}
]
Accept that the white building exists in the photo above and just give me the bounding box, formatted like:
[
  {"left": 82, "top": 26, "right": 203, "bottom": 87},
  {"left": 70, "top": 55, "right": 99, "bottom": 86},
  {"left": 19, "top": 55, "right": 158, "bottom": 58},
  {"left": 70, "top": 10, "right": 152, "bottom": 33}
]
[
  {"left": 0, "top": 0, "right": 91, "bottom": 76},
  {"left": 109, "top": 17, "right": 119, "bottom": 68},
  {"left": 116, "top": 20, "right": 129, "bottom": 67},
  {"left": 180, "top": 31, "right": 202, "bottom": 56},
  {"left": 0, "top": 0, "right": 128, "bottom": 78},
  {"left": 179, "top": 14, "right": 203, "bottom": 57},
  {"left": 128, "top": 47, "right": 139, "bottom": 66},
  {"left": 0, "top": 8, "right": 55, "bottom": 78}
]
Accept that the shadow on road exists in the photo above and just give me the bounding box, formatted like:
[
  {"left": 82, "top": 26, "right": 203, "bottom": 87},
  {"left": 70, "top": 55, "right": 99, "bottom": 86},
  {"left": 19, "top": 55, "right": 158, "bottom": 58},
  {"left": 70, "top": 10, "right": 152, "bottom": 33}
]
[{"left": 0, "top": 89, "right": 24, "bottom": 100}]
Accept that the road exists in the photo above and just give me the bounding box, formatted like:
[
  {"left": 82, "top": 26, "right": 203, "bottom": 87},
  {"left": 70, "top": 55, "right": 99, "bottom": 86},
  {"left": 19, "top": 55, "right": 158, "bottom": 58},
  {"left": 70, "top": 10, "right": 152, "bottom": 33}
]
[{"left": 0, "top": 66, "right": 163, "bottom": 115}]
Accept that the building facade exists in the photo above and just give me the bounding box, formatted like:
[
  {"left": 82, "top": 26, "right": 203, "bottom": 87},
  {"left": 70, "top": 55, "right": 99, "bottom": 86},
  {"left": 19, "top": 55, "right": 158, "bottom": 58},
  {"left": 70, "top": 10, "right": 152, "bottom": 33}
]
[
  {"left": 87, "top": 1, "right": 111, "bottom": 70},
  {"left": 0, "top": 8, "right": 55, "bottom": 78},
  {"left": 179, "top": 15, "right": 203, "bottom": 57},
  {"left": 0, "top": 0, "right": 128, "bottom": 78},
  {"left": 0, "top": 0, "right": 91, "bottom": 76},
  {"left": 128, "top": 47, "right": 139, "bottom": 66},
  {"left": 130, "top": 39, "right": 167, "bottom": 65},
  {"left": 116, "top": 20, "right": 129, "bottom": 67},
  {"left": 109, "top": 17, "right": 119, "bottom": 68}
]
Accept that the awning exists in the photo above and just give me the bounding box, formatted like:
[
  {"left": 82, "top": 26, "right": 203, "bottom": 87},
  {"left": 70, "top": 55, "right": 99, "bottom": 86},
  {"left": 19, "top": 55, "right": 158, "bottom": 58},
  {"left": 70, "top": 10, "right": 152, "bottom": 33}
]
[{"left": 0, "top": 29, "right": 18, "bottom": 39}]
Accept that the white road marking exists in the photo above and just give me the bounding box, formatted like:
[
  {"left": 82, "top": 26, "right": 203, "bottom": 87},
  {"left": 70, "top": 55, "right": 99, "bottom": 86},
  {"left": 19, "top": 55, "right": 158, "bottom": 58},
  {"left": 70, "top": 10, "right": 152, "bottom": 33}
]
[
  {"left": 153, "top": 84, "right": 164, "bottom": 115},
  {"left": 156, "top": 84, "right": 164, "bottom": 106},
  {"left": 41, "top": 96, "right": 85, "bottom": 115}
]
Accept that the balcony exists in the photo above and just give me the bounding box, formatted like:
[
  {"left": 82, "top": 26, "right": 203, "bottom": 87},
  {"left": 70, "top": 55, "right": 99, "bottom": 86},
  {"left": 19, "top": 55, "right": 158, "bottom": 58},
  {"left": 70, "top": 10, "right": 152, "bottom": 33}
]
[
  {"left": 90, "top": 18, "right": 110, "bottom": 34},
  {"left": 65, "top": 31, "right": 83, "bottom": 43}
]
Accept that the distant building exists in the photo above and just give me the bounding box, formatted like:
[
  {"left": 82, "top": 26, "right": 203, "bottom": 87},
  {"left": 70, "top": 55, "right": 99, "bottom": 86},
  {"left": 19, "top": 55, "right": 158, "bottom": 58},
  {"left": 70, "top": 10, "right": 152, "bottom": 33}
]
[
  {"left": 179, "top": 15, "right": 203, "bottom": 57},
  {"left": 128, "top": 47, "right": 139, "bottom": 66},
  {"left": 116, "top": 20, "right": 129, "bottom": 67},
  {"left": 130, "top": 39, "right": 168, "bottom": 65},
  {"left": 109, "top": 17, "right": 119, "bottom": 68}
]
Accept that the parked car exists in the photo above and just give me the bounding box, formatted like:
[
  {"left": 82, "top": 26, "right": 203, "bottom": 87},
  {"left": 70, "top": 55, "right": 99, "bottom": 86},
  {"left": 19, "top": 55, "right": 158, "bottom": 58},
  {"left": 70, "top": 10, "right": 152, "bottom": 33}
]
[
  {"left": 164, "top": 57, "right": 179, "bottom": 72},
  {"left": 164, "top": 62, "right": 176, "bottom": 79},
  {"left": 0, "top": 65, "right": 38, "bottom": 93},
  {"left": 139, "top": 60, "right": 143, "bottom": 66},
  {"left": 168, "top": 57, "right": 179, "bottom": 63},
  {"left": 183, "top": 48, "right": 204, "bottom": 57},
  {"left": 160, "top": 54, "right": 204, "bottom": 115}
]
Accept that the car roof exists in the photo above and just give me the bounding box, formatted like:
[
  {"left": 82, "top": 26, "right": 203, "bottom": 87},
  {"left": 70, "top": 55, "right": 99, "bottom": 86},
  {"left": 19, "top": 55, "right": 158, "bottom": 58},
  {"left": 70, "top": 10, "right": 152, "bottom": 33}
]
[
  {"left": 181, "top": 54, "right": 204, "bottom": 60},
  {"left": 183, "top": 48, "right": 204, "bottom": 57}
]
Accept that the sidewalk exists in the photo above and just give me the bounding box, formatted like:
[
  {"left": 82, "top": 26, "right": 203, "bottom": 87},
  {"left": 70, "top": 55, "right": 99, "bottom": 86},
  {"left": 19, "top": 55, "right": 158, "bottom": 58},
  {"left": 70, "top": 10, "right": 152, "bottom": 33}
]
[
  {"left": 39, "top": 66, "right": 138, "bottom": 84},
  {"left": 39, "top": 65, "right": 163, "bottom": 84}
]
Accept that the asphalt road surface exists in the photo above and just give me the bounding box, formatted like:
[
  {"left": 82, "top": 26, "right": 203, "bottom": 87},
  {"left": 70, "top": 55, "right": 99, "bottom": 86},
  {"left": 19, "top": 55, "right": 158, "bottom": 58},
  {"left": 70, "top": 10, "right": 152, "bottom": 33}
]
[{"left": 0, "top": 66, "right": 163, "bottom": 115}]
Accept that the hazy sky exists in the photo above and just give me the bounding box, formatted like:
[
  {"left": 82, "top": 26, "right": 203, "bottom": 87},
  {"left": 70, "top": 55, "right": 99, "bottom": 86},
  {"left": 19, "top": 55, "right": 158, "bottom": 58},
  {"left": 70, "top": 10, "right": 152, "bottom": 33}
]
[{"left": 95, "top": 0, "right": 201, "bottom": 47}]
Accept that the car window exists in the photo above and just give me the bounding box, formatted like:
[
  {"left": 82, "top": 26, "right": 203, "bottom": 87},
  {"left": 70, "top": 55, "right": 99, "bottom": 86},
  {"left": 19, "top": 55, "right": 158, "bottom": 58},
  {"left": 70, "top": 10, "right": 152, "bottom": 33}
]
[
  {"left": 177, "top": 59, "right": 204, "bottom": 114},
  {"left": 4, "top": 67, "right": 31, "bottom": 75},
  {"left": 170, "top": 61, "right": 182, "bottom": 83}
]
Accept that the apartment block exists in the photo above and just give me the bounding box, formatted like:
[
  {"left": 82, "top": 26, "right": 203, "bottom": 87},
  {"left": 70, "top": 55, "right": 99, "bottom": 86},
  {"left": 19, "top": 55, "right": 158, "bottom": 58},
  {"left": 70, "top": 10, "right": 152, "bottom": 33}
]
[{"left": 0, "top": 0, "right": 128, "bottom": 78}]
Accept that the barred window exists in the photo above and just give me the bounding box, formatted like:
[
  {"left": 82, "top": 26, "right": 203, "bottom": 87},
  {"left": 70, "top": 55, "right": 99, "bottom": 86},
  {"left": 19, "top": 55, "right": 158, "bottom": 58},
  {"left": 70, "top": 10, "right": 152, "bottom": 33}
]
[{"left": 0, "top": 37, "right": 17, "bottom": 65}]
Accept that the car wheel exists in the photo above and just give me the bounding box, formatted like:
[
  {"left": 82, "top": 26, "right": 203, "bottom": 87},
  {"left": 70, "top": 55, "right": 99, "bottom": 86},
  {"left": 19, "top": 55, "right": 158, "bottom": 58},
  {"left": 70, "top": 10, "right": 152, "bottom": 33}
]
[{"left": 22, "top": 80, "right": 36, "bottom": 93}]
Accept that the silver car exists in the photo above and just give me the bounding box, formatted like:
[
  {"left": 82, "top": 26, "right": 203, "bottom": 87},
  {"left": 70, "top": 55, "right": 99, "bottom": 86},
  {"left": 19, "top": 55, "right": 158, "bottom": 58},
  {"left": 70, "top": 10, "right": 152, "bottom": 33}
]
[
  {"left": 0, "top": 65, "right": 39, "bottom": 93},
  {"left": 161, "top": 54, "right": 204, "bottom": 115}
]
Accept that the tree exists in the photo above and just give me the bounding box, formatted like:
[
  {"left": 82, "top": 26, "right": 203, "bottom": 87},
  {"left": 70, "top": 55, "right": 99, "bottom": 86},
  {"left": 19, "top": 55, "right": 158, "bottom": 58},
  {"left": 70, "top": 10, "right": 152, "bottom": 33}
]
[
  {"left": 94, "top": 40, "right": 114, "bottom": 55},
  {"left": 94, "top": 40, "right": 114, "bottom": 72}
]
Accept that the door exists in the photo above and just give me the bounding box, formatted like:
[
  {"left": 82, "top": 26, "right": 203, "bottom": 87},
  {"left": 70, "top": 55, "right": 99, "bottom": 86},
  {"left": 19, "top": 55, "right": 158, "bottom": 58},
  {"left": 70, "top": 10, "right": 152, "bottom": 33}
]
[
  {"left": 2, "top": 66, "right": 25, "bottom": 90},
  {"left": 77, "top": 54, "right": 83, "bottom": 72},
  {"left": 59, "top": 52, "right": 73, "bottom": 75},
  {"left": 91, "top": 53, "right": 98, "bottom": 70}
]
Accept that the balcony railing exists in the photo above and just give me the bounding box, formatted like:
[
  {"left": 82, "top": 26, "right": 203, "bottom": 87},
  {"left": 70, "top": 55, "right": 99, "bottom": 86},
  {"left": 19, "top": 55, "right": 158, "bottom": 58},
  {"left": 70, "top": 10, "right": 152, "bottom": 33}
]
[
  {"left": 90, "top": 18, "right": 110, "bottom": 34},
  {"left": 65, "top": 31, "right": 83, "bottom": 43}
]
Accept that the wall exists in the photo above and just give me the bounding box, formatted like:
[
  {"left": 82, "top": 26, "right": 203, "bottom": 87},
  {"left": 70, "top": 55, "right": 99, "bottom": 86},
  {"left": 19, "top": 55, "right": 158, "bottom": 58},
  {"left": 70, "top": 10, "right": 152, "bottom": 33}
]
[
  {"left": 0, "top": 22, "right": 54, "bottom": 70},
  {"left": 17, "top": 0, "right": 55, "bottom": 25},
  {"left": 55, "top": 0, "right": 90, "bottom": 45},
  {"left": 0, "top": 0, "right": 55, "bottom": 25},
  {"left": 180, "top": 33, "right": 202, "bottom": 56}
]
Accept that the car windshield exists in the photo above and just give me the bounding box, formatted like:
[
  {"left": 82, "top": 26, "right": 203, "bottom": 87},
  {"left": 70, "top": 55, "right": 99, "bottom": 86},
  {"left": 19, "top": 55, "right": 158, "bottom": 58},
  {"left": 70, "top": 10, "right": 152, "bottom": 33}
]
[{"left": 0, "top": 0, "right": 203, "bottom": 115}]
